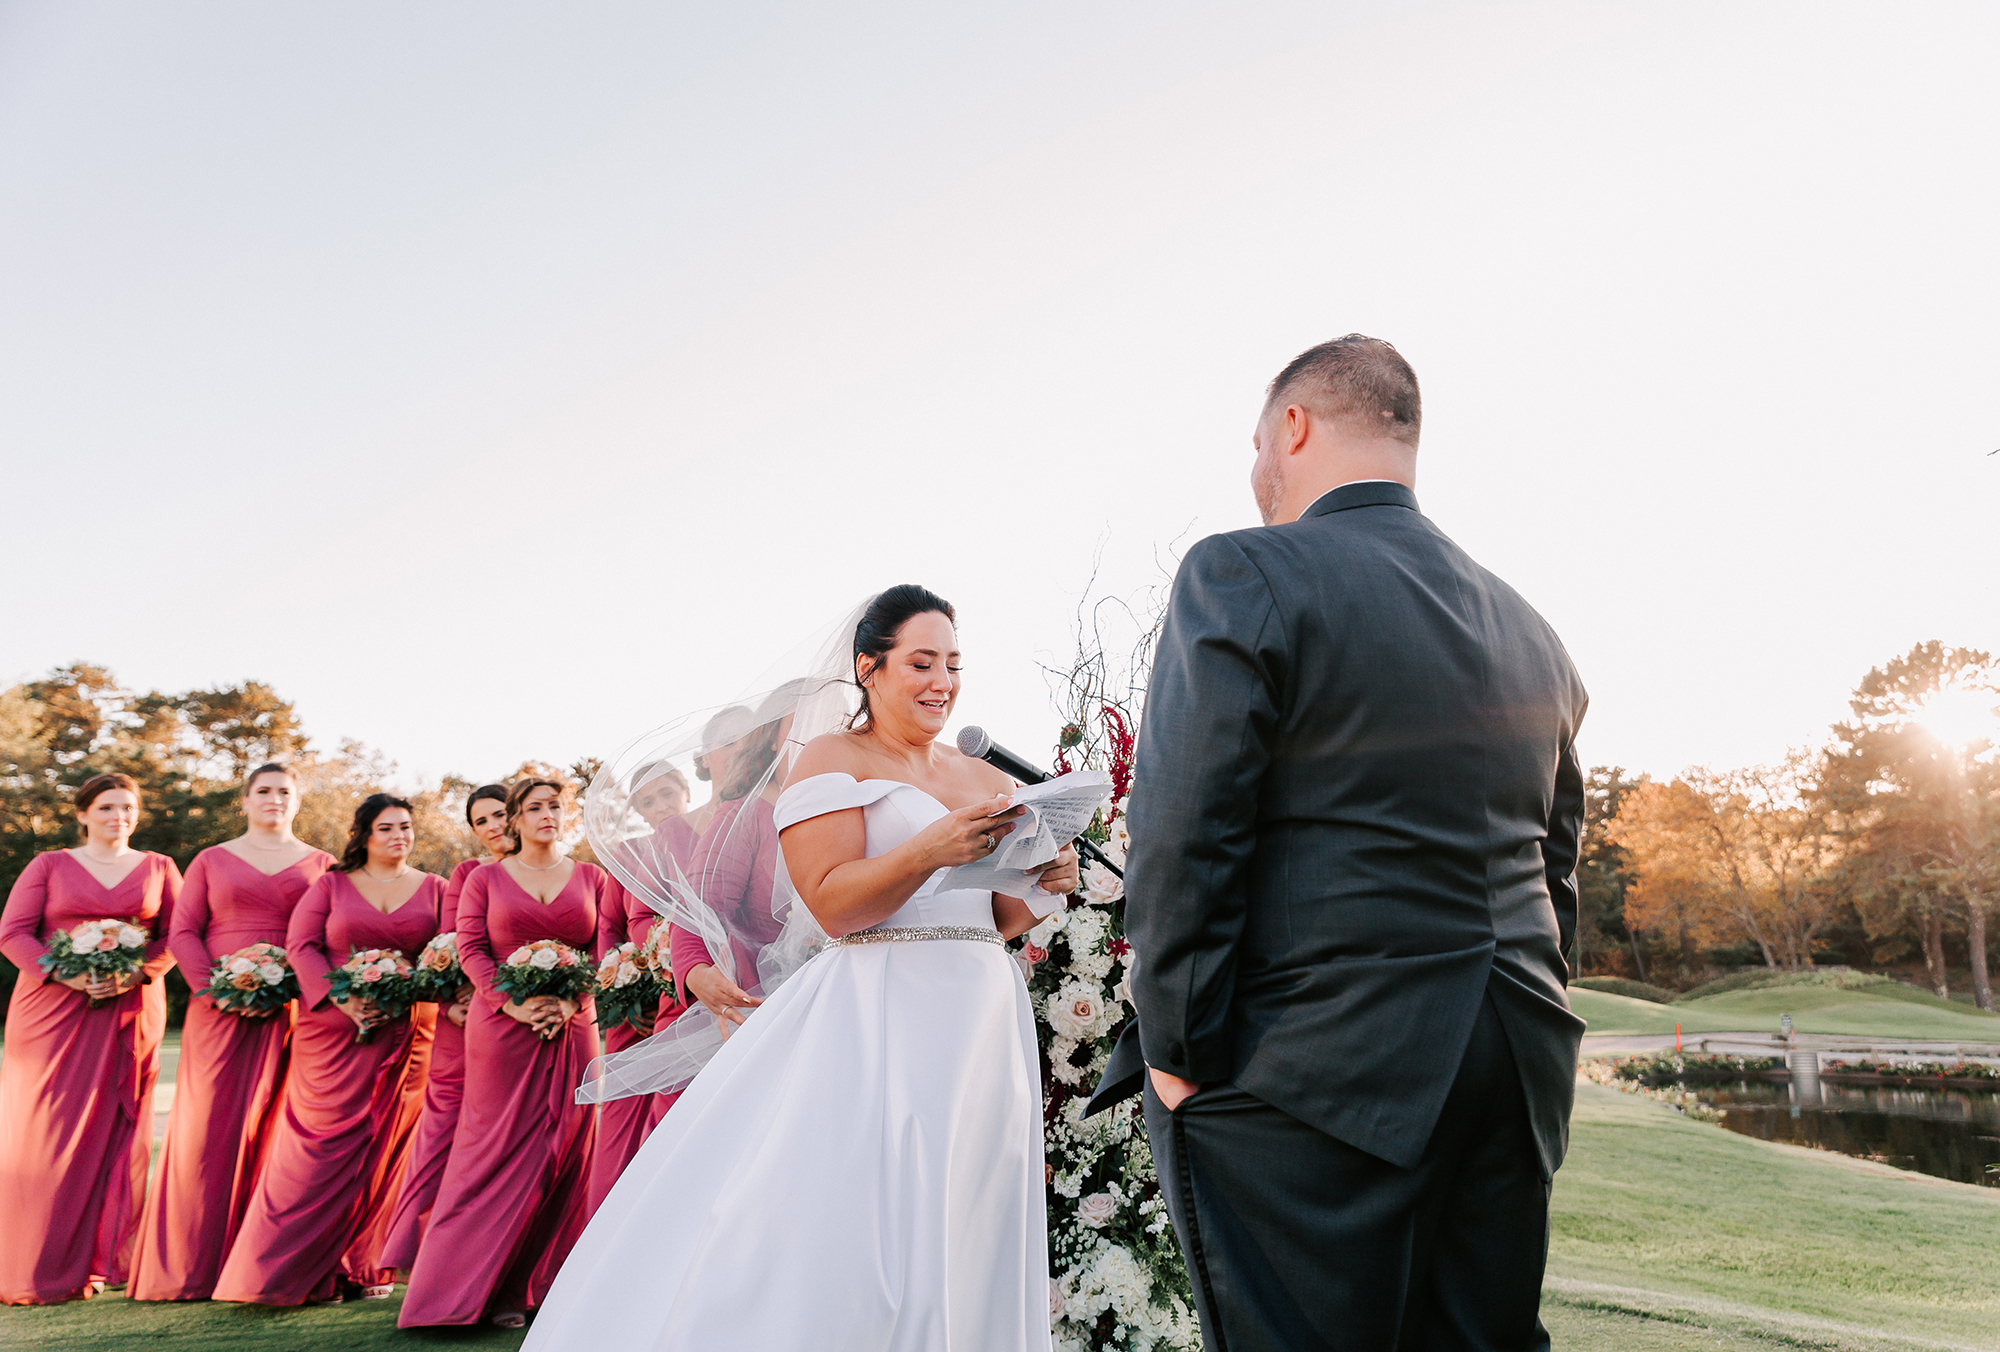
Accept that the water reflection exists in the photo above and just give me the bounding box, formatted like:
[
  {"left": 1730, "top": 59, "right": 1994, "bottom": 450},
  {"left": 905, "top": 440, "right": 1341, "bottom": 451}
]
[{"left": 1689, "top": 1080, "right": 2000, "bottom": 1187}]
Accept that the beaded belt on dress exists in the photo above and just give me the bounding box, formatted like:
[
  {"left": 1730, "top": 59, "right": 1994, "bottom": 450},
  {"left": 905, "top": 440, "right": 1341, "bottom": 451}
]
[{"left": 828, "top": 925, "right": 1004, "bottom": 947}]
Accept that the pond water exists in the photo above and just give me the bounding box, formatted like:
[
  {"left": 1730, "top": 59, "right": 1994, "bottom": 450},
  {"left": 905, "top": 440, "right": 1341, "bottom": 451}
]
[{"left": 1687, "top": 1080, "right": 2000, "bottom": 1187}]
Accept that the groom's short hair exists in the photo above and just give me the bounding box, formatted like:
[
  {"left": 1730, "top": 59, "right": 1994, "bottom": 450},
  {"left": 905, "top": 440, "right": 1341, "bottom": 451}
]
[{"left": 1265, "top": 335, "right": 1421, "bottom": 447}]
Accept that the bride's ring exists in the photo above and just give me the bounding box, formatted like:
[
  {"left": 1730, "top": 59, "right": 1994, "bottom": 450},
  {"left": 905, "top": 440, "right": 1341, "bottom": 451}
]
[{"left": 982, "top": 833, "right": 995, "bottom": 851}]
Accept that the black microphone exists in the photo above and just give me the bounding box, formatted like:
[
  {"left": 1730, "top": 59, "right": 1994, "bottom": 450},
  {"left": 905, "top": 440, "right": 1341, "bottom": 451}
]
[
  {"left": 956, "top": 725, "right": 1052, "bottom": 786},
  {"left": 956, "top": 725, "right": 1123, "bottom": 879}
]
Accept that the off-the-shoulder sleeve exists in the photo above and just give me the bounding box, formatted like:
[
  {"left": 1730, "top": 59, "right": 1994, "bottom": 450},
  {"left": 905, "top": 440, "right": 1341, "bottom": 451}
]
[
  {"left": 142, "top": 855, "right": 182, "bottom": 978},
  {"left": 772, "top": 773, "right": 914, "bottom": 832},
  {"left": 0, "top": 854, "right": 57, "bottom": 979},
  {"left": 287, "top": 875, "right": 338, "bottom": 1010}
]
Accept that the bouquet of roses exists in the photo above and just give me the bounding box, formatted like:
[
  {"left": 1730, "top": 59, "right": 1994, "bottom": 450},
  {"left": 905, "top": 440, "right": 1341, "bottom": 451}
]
[
  {"left": 201, "top": 942, "right": 298, "bottom": 1014},
  {"left": 495, "top": 939, "right": 595, "bottom": 1039},
  {"left": 325, "top": 947, "right": 418, "bottom": 1043},
  {"left": 408, "top": 931, "right": 466, "bottom": 1003},
  {"left": 40, "top": 918, "right": 150, "bottom": 1008},
  {"left": 593, "top": 940, "right": 668, "bottom": 1031}
]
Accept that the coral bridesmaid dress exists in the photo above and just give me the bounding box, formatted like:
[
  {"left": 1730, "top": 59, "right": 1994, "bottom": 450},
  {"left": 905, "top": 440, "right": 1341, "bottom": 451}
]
[
  {"left": 0, "top": 850, "right": 180, "bottom": 1304},
  {"left": 212, "top": 870, "right": 440, "bottom": 1305},
  {"left": 380, "top": 857, "right": 480, "bottom": 1269},
  {"left": 397, "top": 860, "right": 610, "bottom": 1327},
  {"left": 130, "top": 845, "right": 333, "bottom": 1300}
]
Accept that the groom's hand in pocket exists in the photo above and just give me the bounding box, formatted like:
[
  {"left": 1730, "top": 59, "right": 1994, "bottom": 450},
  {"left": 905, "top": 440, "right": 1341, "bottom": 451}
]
[{"left": 1148, "top": 1067, "right": 1202, "bottom": 1111}]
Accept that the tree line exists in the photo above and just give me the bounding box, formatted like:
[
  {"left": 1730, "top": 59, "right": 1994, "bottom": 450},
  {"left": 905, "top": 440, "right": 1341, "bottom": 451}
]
[
  {"left": 0, "top": 663, "right": 596, "bottom": 1022},
  {"left": 1575, "top": 642, "right": 2000, "bottom": 1009}
]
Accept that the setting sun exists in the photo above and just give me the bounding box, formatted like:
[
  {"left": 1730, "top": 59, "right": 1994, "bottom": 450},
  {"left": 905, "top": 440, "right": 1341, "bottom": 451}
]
[{"left": 1912, "top": 684, "right": 2000, "bottom": 750}]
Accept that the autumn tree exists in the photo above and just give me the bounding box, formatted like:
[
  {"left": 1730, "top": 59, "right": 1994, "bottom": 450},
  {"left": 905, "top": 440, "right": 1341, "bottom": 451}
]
[
  {"left": 1823, "top": 642, "right": 1999, "bottom": 1008},
  {"left": 1608, "top": 751, "right": 1840, "bottom": 974},
  {"left": 1575, "top": 766, "right": 1646, "bottom": 978}
]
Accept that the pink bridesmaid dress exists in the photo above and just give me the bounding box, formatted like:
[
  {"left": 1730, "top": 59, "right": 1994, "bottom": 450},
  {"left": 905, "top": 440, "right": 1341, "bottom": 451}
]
[
  {"left": 584, "top": 868, "right": 663, "bottom": 1216},
  {"left": 397, "top": 861, "right": 609, "bottom": 1327},
  {"left": 0, "top": 850, "right": 180, "bottom": 1304},
  {"left": 130, "top": 845, "right": 333, "bottom": 1300},
  {"left": 379, "top": 856, "right": 481, "bottom": 1269},
  {"left": 211, "top": 870, "right": 441, "bottom": 1305},
  {"left": 660, "top": 796, "right": 780, "bottom": 1130}
]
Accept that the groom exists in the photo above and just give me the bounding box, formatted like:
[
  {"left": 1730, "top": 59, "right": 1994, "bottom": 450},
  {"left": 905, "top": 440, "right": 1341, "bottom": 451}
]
[{"left": 1090, "top": 335, "right": 1587, "bottom": 1350}]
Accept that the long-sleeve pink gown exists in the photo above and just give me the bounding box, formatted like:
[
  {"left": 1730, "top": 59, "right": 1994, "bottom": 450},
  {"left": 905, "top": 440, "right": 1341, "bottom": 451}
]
[
  {"left": 129, "top": 845, "right": 333, "bottom": 1300},
  {"left": 379, "top": 856, "right": 482, "bottom": 1269},
  {"left": 661, "top": 795, "right": 781, "bottom": 1130},
  {"left": 211, "top": 871, "right": 440, "bottom": 1305},
  {"left": 397, "top": 861, "right": 609, "bottom": 1327},
  {"left": 0, "top": 850, "right": 180, "bottom": 1304}
]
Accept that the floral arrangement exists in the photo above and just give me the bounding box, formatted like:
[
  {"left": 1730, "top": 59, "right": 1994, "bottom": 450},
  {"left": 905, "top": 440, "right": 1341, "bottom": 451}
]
[
  {"left": 408, "top": 931, "right": 466, "bottom": 1003},
  {"left": 594, "top": 938, "right": 670, "bottom": 1031},
  {"left": 496, "top": 939, "right": 595, "bottom": 1038},
  {"left": 1607, "top": 1053, "right": 1783, "bottom": 1084},
  {"left": 325, "top": 947, "right": 418, "bottom": 1043},
  {"left": 201, "top": 942, "right": 298, "bottom": 1014},
  {"left": 1823, "top": 1058, "right": 2000, "bottom": 1083},
  {"left": 1026, "top": 624, "right": 1200, "bottom": 1352},
  {"left": 39, "top": 918, "right": 150, "bottom": 1008}
]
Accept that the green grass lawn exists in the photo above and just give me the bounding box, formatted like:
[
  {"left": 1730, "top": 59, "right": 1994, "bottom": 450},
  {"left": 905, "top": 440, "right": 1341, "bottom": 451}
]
[
  {"left": 1546, "top": 1081, "right": 2000, "bottom": 1350},
  {"left": 4, "top": 1083, "right": 1994, "bottom": 1350},
  {"left": 0, "top": 1287, "right": 526, "bottom": 1351},
  {"left": 1570, "top": 984, "right": 2000, "bottom": 1041}
]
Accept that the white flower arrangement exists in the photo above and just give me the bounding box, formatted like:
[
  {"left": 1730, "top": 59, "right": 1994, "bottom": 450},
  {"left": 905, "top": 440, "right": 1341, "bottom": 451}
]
[{"left": 1025, "top": 701, "right": 1200, "bottom": 1352}]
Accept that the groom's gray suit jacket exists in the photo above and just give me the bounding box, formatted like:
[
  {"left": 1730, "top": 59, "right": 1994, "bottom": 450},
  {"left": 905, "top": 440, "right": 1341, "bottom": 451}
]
[{"left": 1090, "top": 480, "right": 1587, "bottom": 1176}]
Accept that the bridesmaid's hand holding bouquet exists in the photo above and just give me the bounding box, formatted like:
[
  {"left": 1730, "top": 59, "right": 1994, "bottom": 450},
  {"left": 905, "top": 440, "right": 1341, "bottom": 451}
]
[
  {"left": 411, "top": 931, "right": 475, "bottom": 1027},
  {"left": 496, "top": 939, "right": 594, "bottom": 1040},
  {"left": 201, "top": 942, "right": 298, "bottom": 1017},
  {"left": 40, "top": 919, "right": 149, "bottom": 1008},
  {"left": 326, "top": 948, "right": 418, "bottom": 1044},
  {"left": 593, "top": 940, "right": 668, "bottom": 1033}
]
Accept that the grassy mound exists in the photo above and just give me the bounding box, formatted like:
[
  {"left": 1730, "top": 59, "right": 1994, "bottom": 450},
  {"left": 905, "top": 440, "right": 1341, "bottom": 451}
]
[
  {"left": 1571, "top": 970, "right": 2000, "bottom": 1040},
  {"left": 1549, "top": 1080, "right": 2000, "bottom": 1347},
  {"left": 1573, "top": 977, "right": 1677, "bottom": 1005},
  {"left": 1675, "top": 967, "right": 1906, "bottom": 1003}
]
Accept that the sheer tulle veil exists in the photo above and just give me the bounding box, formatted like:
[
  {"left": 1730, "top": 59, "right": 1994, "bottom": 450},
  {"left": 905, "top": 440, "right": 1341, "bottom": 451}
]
[{"left": 575, "top": 600, "right": 870, "bottom": 1105}]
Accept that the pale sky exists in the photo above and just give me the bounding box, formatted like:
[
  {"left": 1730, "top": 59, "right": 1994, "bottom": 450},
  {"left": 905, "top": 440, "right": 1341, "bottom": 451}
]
[{"left": 3, "top": 1, "right": 1995, "bottom": 794}]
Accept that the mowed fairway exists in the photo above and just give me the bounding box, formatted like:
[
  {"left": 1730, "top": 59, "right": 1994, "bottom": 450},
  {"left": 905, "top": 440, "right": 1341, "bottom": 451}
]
[
  {"left": 1545, "top": 1080, "right": 2000, "bottom": 1350},
  {"left": 1569, "top": 984, "right": 2000, "bottom": 1042}
]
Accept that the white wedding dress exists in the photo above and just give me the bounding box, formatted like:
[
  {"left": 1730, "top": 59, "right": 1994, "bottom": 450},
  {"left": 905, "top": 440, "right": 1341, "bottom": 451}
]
[{"left": 523, "top": 773, "right": 1052, "bottom": 1351}]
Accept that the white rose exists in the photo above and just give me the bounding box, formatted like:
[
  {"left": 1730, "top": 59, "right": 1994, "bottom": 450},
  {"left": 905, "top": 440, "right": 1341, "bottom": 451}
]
[
  {"left": 1114, "top": 970, "right": 1134, "bottom": 1007},
  {"left": 507, "top": 946, "right": 533, "bottom": 966},
  {"left": 1046, "top": 982, "right": 1102, "bottom": 1040},
  {"left": 227, "top": 956, "right": 258, "bottom": 975},
  {"left": 1082, "top": 862, "right": 1124, "bottom": 905},
  {"left": 118, "top": 924, "right": 147, "bottom": 949},
  {"left": 258, "top": 963, "right": 287, "bottom": 985},
  {"left": 615, "top": 961, "right": 641, "bottom": 986},
  {"left": 1049, "top": 1278, "right": 1065, "bottom": 1323},
  {"left": 529, "top": 947, "right": 561, "bottom": 970},
  {"left": 1076, "top": 1192, "right": 1118, "bottom": 1228},
  {"left": 71, "top": 922, "right": 102, "bottom": 947}
]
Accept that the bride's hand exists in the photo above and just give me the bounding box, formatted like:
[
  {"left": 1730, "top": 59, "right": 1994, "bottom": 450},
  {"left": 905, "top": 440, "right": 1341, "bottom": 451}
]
[
  {"left": 685, "top": 963, "right": 761, "bottom": 1041},
  {"left": 1029, "top": 844, "right": 1080, "bottom": 895},
  {"left": 912, "top": 795, "right": 1026, "bottom": 869}
]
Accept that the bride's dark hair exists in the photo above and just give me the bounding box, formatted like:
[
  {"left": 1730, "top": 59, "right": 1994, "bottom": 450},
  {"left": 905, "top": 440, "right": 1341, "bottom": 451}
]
[{"left": 849, "top": 584, "right": 955, "bottom": 730}]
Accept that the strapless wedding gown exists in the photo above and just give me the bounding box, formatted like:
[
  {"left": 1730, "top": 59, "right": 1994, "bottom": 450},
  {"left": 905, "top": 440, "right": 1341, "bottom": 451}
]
[{"left": 522, "top": 774, "right": 1051, "bottom": 1351}]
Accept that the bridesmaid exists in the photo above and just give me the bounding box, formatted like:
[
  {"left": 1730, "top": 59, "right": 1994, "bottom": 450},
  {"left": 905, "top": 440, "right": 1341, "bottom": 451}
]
[
  {"left": 586, "top": 763, "right": 691, "bottom": 1212},
  {"left": 131, "top": 763, "right": 334, "bottom": 1301},
  {"left": 212, "top": 793, "right": 442, "bottom": 1306},
  {"left": 0, "top": 773, "right": 180, "bottom": 1304},
  {"left": 380, "top": 782, "right": 511, "bottom": 1270},
  {"left": 400, "top": 776, "right": 611, "bottom": 1329}
]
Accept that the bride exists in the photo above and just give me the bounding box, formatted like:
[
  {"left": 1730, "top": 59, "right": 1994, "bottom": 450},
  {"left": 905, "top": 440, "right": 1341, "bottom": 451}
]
[{"left": 523, "top": 585, "right": 1077, "bottom": 1350}]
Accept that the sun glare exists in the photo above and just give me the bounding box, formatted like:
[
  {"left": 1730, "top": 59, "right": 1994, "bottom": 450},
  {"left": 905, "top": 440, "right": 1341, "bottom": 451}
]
[{"left": 1911, "top": 685, "right": 1999, "bottom": 750}]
